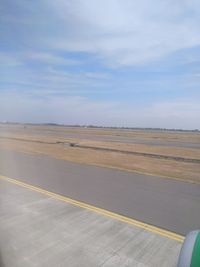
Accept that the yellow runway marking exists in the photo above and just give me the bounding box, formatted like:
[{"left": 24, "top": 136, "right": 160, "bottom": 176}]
[{"left": 0, "top": 174, "right": 184, "bottom": 243}]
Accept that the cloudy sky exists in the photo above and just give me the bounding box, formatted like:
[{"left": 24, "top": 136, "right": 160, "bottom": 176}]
[{"left": 0, "top": 0, "right": 200, "bottom": 129}]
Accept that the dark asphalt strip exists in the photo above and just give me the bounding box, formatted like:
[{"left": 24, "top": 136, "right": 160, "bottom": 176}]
[{"left": 0, "top": 149, "right": 200, "bottom": 235}]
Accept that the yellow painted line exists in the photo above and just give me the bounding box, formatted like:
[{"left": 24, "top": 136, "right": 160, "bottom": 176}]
[{"left": 0, "top": 174, "right": 184, "bottom": 242}]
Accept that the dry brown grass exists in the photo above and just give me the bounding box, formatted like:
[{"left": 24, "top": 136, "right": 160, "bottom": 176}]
[
  {"left": 0, "top": 124, "right": 200, "bottom": 183},
  {"left": 77, "top": 140, "right": 200, "bottom": 160},
  {"left": 1, "top": 131, "right": 200, "bottom": 159},
  {"left": 0, "top": 138, "right": 200, "bottom": 183}
]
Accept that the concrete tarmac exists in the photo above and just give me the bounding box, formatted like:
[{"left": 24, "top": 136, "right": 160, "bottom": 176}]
[
  {"left": 0, "top": 149, "right": 200, "bottom": 235},
  {"left": 0, "top": 178, "right": 181, "bottom": 267}
]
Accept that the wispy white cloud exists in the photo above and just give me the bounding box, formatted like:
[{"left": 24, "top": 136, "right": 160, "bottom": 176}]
[
  {"left": 25, "top": 52, "right": 80, "bottom": 66},
  {"left": 0, "top": 53, "right": 22, "bottom": 67},
  {"left": 40, "top": 0, "right": 200, "bottom": 65},
  {"left": 2, "top": 0, "right": 200, "bottom": 66}
]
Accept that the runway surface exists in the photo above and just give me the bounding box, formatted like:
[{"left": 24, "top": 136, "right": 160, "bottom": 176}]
[
  {"left": 60, "top": 133, "right": 200, "bottom": 149},
  {"left": 0, "top": 149, "right": 200, "bottom": 235},
  {"left": 28, "top": 129, "right": 200, "bottom": 149}
]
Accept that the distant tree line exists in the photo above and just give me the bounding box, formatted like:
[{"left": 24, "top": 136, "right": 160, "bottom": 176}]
[{"left": 1, "top": 121, "right": 199, "bottom": 132}]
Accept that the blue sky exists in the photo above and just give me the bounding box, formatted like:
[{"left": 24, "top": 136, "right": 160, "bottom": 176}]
[{"left": 0, "top": 0, "right": 200, "bottom": 129}]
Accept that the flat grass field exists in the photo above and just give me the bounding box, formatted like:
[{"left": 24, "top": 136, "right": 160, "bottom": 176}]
[{"left": 0, "top": 123, "right": 200, "bottom": 183}]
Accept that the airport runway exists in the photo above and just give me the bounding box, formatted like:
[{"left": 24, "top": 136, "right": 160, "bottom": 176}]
[
  {"left": 57, "top": 133, "right": 200, "bottom": 149},
  {"left": 60, "top": 133, "right": 200, "bottom": 149},
  {"left": 0, "top": 149, "right": 200, "bottom": 235},
  {"left": 25, "top": 128, "right": 200, "bottom": 149}
]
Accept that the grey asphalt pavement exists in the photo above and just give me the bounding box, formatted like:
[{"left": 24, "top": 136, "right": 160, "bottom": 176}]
[{"left": 0, "top": 149, "right": 200, "bottom": 235}]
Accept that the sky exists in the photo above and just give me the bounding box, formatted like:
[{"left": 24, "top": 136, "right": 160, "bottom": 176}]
[{"left": 0, "top": 0, "right": 200, "bottom": 129}]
